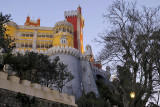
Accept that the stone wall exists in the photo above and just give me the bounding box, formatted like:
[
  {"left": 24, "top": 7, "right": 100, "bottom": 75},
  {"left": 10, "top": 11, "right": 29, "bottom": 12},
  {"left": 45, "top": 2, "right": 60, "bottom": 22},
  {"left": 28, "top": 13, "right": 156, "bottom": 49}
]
[
  {"left": 0, "top": 71, "right": 77, "bottom": 107},
  {"left": 0, "top": 89, "right": 74, "bottom": 107}
]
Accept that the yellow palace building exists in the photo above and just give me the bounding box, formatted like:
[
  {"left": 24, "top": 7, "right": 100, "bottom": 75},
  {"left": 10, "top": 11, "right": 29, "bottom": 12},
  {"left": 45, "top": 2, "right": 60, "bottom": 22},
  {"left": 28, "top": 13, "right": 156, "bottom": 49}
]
[
  {"left": 5, "top": 16, "right": 75, "bottom": 53},
  {"left": 5, "top": 6, "right": 85, "bottom": 54}
]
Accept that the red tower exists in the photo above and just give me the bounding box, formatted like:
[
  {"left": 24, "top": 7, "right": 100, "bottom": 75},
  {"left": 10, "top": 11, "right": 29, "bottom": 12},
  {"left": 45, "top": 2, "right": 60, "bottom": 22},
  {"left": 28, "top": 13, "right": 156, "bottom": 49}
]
[{"left": 64, "top": 6, "right": 84, "bottom": 53}]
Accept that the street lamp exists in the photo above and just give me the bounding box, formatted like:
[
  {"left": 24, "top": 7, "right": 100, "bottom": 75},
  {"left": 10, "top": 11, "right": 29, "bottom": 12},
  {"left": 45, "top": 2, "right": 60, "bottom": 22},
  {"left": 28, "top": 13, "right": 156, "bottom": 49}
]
[{"left": 130, "top": 92, "right": 135, "bottom": 99}]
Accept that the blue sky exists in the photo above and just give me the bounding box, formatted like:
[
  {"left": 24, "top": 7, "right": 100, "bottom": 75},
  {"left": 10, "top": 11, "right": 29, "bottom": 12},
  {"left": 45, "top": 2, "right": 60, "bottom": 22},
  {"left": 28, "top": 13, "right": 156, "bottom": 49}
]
[{"left": 1, "top": 0, "right": 160, "bottom": 62}]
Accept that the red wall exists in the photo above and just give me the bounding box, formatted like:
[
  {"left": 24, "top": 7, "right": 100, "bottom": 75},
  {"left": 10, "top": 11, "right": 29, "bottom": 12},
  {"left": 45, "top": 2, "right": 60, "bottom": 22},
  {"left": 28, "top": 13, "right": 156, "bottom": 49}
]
[{"left": 66, "top": 16, "right": 78, "bottom": 49}]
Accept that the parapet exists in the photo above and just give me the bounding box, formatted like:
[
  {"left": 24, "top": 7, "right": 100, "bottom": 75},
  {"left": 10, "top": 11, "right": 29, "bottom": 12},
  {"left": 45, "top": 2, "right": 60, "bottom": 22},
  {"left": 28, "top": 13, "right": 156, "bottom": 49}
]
[
  {"left": 13, "top": 46, "right": 88, "bottom": 60},
  {"left": 0, "top": 71, "right": 77, "bottom": 107},
  {"left": 54, "top": 21, "right": 73, "bottom": 28},
  {"left": 64, "top": 10, "right": 78, "bottom": 17},
  {"left": 47, "top": 45, "right": 80, "bottom": 58}
]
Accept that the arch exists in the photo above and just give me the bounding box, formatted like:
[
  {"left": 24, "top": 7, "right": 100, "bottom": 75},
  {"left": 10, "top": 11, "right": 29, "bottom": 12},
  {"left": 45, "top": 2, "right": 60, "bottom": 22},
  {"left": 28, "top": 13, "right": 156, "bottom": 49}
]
[{"left": 96, "top": 75, "right": 106, "bottom": 83}]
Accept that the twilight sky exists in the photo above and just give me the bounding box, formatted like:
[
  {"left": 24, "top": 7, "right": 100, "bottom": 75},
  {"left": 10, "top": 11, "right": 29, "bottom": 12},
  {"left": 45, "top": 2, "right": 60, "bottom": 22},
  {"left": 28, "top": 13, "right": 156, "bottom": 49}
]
[{"left": 1, "top": 0, "right": 160, "bottom": 64}]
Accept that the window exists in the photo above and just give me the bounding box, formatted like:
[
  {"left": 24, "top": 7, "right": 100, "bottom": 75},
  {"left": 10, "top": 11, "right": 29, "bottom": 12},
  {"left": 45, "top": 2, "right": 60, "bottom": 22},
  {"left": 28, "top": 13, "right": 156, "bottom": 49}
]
[
  {"left": 63, "top": 27, "right": 66, "bottom": 32},
  {"left": 29, "top": 43, "right": 32, "bottom": 48},
  {"left": 56, "top": 28, "right": 59, "bottom": 33},
  {"left": 45, "top": 44, "right": 48, "bottom": 48},
  {"left": 50, "top": 35, "right": 53, "bottom": 38},
  {"left": 25, "top": 43, "right": 28, "bottom": 47},
  {"left": 41, "top": 43, "right": 44, "bottom": 48},
  {"left": 61, "top": 37, "right": 67, "bottom": 44},
  {"left": 67, "top": 28, "right": 70, "bottom": 32},
  {"left": 21, "top": 42, "right": 24, "bottom": 47},
  {"left": 49, "top": 44, "right": 52, "bottom": 48},
  {"left": 30, "top": 34, "right": 33, "bottom": 37},
  {"left": 37, "top": 43, "right": 40, "bottom": 48}
]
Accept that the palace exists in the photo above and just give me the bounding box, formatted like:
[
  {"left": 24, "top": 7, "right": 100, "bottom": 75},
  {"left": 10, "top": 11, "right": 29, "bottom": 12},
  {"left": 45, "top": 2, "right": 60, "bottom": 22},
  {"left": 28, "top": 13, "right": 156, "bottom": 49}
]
[
  {"left": 5, "top": 6, "right": 111, "bottom": 99},
  {"left": 6, "top": 6, "right": 84, "bottom": 54}
]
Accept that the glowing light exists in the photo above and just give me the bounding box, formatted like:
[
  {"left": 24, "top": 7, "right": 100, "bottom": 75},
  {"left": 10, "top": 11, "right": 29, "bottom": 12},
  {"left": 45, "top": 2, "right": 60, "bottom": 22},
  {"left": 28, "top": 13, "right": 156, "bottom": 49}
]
[{"left": 130, "top": 92, "right": 135, "bottom": 99}]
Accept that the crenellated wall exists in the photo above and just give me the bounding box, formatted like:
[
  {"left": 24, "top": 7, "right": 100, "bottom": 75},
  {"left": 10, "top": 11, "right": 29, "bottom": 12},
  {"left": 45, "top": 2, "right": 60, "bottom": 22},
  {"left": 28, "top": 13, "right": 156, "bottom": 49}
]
[
  {"left": 0, "top": 71, "right": 77, "bottom": 107},
  {"left": 13, "top": 45, "right": 86, "bottom": 60}
]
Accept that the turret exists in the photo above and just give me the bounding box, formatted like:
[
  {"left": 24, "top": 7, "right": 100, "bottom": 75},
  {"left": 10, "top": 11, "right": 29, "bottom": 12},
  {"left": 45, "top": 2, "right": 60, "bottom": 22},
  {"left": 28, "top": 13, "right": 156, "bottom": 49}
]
[
  {"left": 37, "top": 18, "right": 40, "bottom": 26},
  {"left": 85, "top": 45, "right": 92, "bottom": 61},
  {"left": 53, "top": 21, "right": 74, "bottom": 47},
  {"left": 25, "top": 16, "right": 40, "bottom": 27}
]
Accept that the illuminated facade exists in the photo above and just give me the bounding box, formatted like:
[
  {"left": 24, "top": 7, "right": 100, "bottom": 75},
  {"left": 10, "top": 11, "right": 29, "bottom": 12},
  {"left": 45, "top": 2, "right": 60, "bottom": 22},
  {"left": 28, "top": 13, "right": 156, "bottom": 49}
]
[{"left": 6, "top": 6, "right": 84, "bottom": 54}]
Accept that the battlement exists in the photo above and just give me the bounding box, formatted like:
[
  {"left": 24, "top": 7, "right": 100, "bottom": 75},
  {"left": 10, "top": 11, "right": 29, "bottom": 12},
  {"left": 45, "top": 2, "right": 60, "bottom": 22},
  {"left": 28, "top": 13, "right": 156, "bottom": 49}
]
[
  {"left": 13, "top": 46, "right": 87, "bottom": 59},
  {"left": 0, "top": 71, "right": 77, "bottom": 107},
  {"left": 64, "top": 10, "right": 78, "bottom": 17},
  {"left": 47, "top": 46, "right": 86, "bottom": 59},
  {"left": 54, "top": 21, "right": 73, "bottom": 28}
]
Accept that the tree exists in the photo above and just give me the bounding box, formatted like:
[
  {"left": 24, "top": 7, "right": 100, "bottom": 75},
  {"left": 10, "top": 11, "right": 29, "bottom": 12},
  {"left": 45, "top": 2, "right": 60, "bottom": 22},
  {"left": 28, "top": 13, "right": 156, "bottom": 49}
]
[
  {"left": 36, "top": 56, "right": 60, "bottom": 88},
  {"left": 0, "top": 12, "right": 15, "bottom": 53},
  {"left": 0, "top": 13, "right": 15, "bottom": 70},
  {"left": 4, "top": 51, "right": 74, "bottom": 92},
  {"left": 3, "top": 52, "right": 40, "bottom": 81},
  {"left": 76, "top": 92, "right": 110, "bottom": 107},
  {"left": 54, "top": 62, "right": 74, "bottom": 92},
  {"left": 98, "top": 0, "right": 160, "bottom": 106}
]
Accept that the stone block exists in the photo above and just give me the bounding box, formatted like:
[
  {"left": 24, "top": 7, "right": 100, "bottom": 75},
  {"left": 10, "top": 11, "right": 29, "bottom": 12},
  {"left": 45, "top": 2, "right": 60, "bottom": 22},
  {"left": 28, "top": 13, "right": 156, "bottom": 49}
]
[
  {"left": 31, "top": 83, "right": 41, "bottom": 90},
  {"left": 20, "top": 80, "right": 31, "bottom": 86},
  {"left": 0, "top": 71, "right": 8, "bottom": 80},
  {"left": 9, "top": 76, "right": 20, "bottom": 83},
  {"left": 51, "top": 90, "right": 60, "bottom": 100},
  {"left": 69, "top": 95, "right": 75, "bottom": 105},
  {"left": 42, "top": 86, "right": 51, "bottom": 92},
  {"left": 34, "top": 88, "right": 45, "bottom": 98},
  {"left": 60, "top": 93, "right": 69, "bottom": 103}
]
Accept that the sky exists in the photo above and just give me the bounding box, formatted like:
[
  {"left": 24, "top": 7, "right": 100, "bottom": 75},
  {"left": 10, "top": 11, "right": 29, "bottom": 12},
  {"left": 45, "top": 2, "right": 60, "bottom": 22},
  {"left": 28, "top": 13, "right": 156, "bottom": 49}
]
[{"left": 1, "top": 0, "right": 160, "bottom": 66}]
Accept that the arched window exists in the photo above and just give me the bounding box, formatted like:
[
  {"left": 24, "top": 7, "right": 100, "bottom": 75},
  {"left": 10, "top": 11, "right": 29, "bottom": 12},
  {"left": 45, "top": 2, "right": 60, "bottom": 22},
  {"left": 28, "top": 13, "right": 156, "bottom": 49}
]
[
  {"left": 63, "top": 27, "right": 66, "bottom": 32},
  {"left": 56, "top": 28, "right": 59, "bottom": 33},
  {"left": 37, "top": 43, "right": 40, "bottom": 48},
  {"left": 61, "top": 37, "right": 67, "bottom": 44},
  {"left": 49, "top": 44, "right": 52, "bottom": 48},
  {"left": 29, "top": 43, "right": 32, "bottom": 48},
  {"left": 67, "top": 28, "right": 70, "bottom": 32},
  {"left": 21, "top": 42, "right": 24, "bottom": 47},
  {"left": 25, "top": 42, "right": 28, "bottom": 48},
  {"left": 45, "top": 43, "right": 48, "bottom": 48},
  {"left": 41, "top": 43, "right": 44, "bottom": 48}
]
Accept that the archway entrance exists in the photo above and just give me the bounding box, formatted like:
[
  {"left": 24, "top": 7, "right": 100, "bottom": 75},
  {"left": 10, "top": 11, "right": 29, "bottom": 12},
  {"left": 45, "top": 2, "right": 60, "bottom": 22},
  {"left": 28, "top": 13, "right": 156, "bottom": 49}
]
[{"left": 96, "top": 75, "right": 106, "bottom": 83}]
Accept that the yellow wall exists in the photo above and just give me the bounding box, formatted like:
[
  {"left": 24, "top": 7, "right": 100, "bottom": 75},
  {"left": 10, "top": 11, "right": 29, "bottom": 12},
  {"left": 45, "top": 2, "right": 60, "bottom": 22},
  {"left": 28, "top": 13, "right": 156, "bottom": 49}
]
[
  {"left": 6, "top": 23, "right": 74, "bottom": 52},
  {"left": 53, "top": 32, "right": 73, "bottom": 47},
  {"left": 6, "top": 25, "right": 18, "bottom": 39}
]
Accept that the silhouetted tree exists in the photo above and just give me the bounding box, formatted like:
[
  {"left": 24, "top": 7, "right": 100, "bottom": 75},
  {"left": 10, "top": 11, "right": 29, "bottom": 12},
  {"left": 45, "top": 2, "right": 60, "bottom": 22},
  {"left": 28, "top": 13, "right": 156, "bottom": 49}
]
[{"left": 98, "top": 0, "right": 160, "bottom": 106}]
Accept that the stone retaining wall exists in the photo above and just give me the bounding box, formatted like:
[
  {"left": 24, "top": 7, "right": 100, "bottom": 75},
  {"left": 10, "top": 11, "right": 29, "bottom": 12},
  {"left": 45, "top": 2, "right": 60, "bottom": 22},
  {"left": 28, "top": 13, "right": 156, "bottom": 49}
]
[{"left": 0, "top": 71, "right": 77, "bottom": 107}]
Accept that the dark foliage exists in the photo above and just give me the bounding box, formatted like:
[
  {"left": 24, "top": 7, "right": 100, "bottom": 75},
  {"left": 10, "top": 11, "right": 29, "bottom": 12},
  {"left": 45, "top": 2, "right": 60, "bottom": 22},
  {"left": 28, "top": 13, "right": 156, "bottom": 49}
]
[
  {"left": 76, "top": 92, "right": 109, "bottom": 107},
  {"left": 16, "top": 93, "right": 38, "bottom": 107}
]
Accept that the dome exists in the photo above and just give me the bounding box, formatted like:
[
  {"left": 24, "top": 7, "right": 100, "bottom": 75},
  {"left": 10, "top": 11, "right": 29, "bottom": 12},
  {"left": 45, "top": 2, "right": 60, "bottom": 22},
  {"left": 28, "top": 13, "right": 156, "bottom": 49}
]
[{"left": 6, "top": 21, "right": 18, "bottom": 29}]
